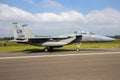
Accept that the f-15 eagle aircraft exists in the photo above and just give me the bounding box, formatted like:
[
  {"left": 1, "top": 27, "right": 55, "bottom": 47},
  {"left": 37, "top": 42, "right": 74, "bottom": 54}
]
[{"left": 11, "top": 22, "right": 115, "bottom": 51}]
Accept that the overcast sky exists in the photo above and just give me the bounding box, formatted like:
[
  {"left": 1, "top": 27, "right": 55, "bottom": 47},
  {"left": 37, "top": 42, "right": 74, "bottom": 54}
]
[{"left": 0, "top": 0, "right": 120, "bottom": 37}]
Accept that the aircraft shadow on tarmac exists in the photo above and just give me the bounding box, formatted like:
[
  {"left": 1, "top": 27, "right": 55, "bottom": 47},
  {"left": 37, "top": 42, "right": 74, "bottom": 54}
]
[
  {"left": 23, "top": 48, "right": 75, "bottom": 54},
  {"left": 22, "top": 48, "right": 111, "bottom": 54}
]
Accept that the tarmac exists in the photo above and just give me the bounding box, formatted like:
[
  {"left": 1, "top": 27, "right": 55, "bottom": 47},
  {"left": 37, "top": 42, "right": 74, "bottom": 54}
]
[{"left": 0, "top": 48, "right": 120, "bottom": 80}]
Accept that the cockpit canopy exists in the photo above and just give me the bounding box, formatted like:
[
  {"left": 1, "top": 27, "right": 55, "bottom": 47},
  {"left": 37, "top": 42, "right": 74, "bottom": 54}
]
[{"left": 74, "top": 30, "right": 95, "bottom": 35}]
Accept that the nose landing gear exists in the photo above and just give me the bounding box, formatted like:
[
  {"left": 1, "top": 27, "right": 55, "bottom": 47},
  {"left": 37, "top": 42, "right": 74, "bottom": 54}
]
[{"left": 76, "top": 43, "right": 81, "bottom": 51}]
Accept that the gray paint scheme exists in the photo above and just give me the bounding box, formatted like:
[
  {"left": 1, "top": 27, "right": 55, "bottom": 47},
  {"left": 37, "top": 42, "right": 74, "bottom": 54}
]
[{"left": 11, "top": 22, "right": 115, "bottom": 51}]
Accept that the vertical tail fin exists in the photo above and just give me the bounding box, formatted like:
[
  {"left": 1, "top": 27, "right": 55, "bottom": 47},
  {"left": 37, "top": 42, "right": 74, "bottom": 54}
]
[
  {"left": 12, "top": 22, "right": 23, "bottom": 40},
  {"left": 12, "top": 22, "right": 34, "bottom": 41},
  {"left": 13, "top": 22, "right": 19, "bottom": 40},
  {"left": 22, "top": 24, "right": 34, "bottom": 39}
]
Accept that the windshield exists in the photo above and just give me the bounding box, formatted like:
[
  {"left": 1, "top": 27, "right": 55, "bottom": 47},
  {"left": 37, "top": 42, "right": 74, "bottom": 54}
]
[{"left": 75, "top": 31, "right": 95, "bottom": 35}]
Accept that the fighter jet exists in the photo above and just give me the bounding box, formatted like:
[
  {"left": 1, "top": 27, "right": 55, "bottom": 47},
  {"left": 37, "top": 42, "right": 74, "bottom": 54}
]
[{"left": 11, "top": 22, "right": 115, "bottom": 51}]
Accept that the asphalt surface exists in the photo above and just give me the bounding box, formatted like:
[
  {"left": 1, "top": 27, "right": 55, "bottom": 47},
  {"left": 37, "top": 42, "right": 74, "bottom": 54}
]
[{"left": 0, "top": 48, "right": 120, "bottom": 80}]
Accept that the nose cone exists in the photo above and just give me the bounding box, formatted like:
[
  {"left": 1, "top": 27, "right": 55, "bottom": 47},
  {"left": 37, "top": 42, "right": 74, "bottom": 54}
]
[{"left": 95, "top": 35, "right": 115, "bottom": 42}]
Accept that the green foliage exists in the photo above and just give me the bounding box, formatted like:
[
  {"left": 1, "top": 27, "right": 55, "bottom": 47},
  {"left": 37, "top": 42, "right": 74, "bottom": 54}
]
[
  {"left": 0, "top": 37, "right": 13, "bottom": 41},
  {"left": 114, "top": 35, "right": 120, "bottom": 39},
  {"left": 0, "top": 41, "right": 28, "bottom": 47},
  {"left": 0, "top": 46, "right": 44, "bottom": 52},
  {"left": 61, "top": 40, "right": 120, "bottom": 50}
]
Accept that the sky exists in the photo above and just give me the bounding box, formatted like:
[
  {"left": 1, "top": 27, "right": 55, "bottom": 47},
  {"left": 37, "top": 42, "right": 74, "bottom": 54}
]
[{"left": 0, "top": 0, "right": 120, "bottom": 37}]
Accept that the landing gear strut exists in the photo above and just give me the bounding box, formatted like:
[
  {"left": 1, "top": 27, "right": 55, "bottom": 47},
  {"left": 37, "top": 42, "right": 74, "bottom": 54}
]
[
  {"left": 76, "top": 43, "right": 81, "bottom": 51},
  {"left": 44, "top": 47, "right": 54, "bottom": 52}
]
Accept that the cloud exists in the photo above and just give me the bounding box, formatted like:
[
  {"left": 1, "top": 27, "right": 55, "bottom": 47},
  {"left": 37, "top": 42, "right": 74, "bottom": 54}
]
[
  {"left": 0, "top": 4, "right": 34, "bottom": 21},
  {"left": 1, "top": 4, "right": 119, "bottom": 23},
  {"left": 0, "top": 3, "right": 120, "bottom": 37},
  {"left": 35, "top": 10, "right": 86, "bottom": 22},
  {"left": 86, "top": 8, "right": 120, "bottom": 24},
  {"left": 0, "top": 4, "right": 86, "bottom": 22}
]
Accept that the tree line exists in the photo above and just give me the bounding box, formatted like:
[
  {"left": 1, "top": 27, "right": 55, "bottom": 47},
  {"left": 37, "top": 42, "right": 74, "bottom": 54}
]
[{"left": 0, "top": 37, "right": 13, "bottom": 41}]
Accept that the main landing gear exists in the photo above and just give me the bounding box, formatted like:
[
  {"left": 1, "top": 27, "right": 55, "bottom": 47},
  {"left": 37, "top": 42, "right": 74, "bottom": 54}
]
[
  {"left": 44, "top": 47, "right": 54, "bottom": 52},
  {"left": 44, "top": 43, "right": 81, "bottom": 52}
]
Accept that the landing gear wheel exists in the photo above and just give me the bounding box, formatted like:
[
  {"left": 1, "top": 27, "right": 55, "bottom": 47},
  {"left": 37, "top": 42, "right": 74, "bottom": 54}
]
[
  {"left": 76, "top": 48, "right": 80, "bottom": 52},
  {"left": 49, "top": 47, "right": 53, "bottom": 52},
  {"left": 44, "top": 47, "right": 54, "bottom": 52},
  {"left": 44, "top": 47, "right": 49, "bottom": 52}
]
